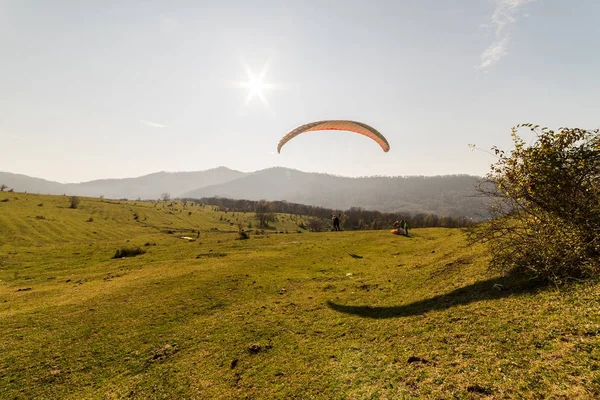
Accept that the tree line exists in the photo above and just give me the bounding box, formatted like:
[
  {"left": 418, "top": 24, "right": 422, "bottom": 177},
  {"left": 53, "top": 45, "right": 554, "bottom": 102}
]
[{"left": 180, "top": 196, "right": 475, "bottom": 231}]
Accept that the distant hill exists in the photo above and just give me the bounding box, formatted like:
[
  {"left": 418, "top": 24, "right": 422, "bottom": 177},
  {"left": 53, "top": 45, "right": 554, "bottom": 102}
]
[
  {"left": 1, "top": 166, "right": 488, "bottom": 218},
  {"left": 0, "top": 167, "right": 246, "bottom": 200},
  {"left": 69, "top": 167, "right": 246, "bottom": 200},
  {"left": 0, "top": 172, "right": 67, "bottom": 195},
  {"left": 182, "top": 167, "right": 488, "bottom": 219}
]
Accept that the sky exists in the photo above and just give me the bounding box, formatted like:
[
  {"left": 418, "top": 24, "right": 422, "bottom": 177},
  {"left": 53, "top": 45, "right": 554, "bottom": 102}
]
[{"left": 1, "top": 0, "right": 599, "bottom": 183}]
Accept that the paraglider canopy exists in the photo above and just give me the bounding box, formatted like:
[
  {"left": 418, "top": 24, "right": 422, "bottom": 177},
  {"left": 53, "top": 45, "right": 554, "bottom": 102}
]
[{"left": 277, "top": 120, "right": 390, "bottom": 153}]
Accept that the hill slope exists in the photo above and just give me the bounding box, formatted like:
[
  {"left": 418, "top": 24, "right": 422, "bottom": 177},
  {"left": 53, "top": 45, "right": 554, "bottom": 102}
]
[
  {"left": 1, "top": 192, "right": 599, "bottom": 399},
  {"left": 183, "top": 167, "right": 487, "bottom": 218},
  {"left": 0, "top": 171, "right": 67, "bottom": 195},
  {"left": 70, "top": 167, "right": 245, "bottom": 200},
  {"left": 0, "top": 167, "right": 246, "bottom": 200}
]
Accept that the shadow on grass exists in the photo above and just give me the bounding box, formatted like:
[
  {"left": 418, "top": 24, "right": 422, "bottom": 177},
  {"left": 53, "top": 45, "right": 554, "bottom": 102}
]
[{"left": 326, "top": 273, "right": 548, "bottom": 319}]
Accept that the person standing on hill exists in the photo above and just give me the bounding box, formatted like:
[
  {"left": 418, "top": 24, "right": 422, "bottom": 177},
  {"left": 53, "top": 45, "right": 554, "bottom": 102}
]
[
  {"left": 332, "top": 214, "right": 341, "bottom": 231},
  {"left": 403, "top": 220, "right": 409, "bottom": 236}
]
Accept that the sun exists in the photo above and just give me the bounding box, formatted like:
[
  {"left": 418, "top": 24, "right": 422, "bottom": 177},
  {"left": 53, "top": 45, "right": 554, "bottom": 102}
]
[
  {"left": 230, "top": 58, "right": 284, "bottom": 111},
  {"left": 247, "top": 77, "right": 265, "bottom": 96},
  {"left": 241, "top": 71, "right": 268, "bottom": 104}
]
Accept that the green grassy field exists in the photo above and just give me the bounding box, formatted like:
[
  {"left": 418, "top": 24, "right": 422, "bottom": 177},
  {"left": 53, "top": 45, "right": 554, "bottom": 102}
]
[{"left": 1, "top": 192, "right": 599, "bottom": 399}]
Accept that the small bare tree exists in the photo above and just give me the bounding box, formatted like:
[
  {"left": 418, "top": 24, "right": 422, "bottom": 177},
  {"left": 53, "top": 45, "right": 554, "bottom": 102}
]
[
  {"left": 160, "top": 192, "right": 171, "bottom": 202},
  {"left": 254, "top": 200, "right": 276, "bottom": 228}
]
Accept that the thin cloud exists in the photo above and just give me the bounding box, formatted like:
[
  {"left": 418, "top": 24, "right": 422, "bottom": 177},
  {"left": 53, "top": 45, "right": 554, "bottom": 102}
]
[
  {"left": 0, "top": 133, "right": 22, "bottom": 139},
  {"left": 479, "top": 37, "right": 509, "bottom": 69},
  {"left": 140, "top": 120, "right": 166, "bottom": 128},
  {"left": 478, "top": 0, "right": 537, "bottom": 70}
]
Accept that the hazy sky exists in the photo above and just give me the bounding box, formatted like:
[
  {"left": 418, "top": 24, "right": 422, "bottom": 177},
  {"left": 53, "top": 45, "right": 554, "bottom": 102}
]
[{"left": 1, "top": 0, "right": 599, "bottom": 183}]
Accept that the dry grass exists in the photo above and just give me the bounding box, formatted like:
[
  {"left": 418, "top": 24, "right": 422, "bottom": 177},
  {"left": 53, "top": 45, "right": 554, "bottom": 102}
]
[{"left": 1, "top": 192, "right": 599, "bottom": 399}]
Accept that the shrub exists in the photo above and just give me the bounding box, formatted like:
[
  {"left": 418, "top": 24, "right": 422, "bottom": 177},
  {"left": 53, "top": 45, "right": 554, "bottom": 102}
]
[
  {"left": 69, "top": 196, "right": 81, "bottom": 209},
  {"left": 237, "top": 222, "right": 250, "bottom": 240},
  {"left": 113, "top": 246, "right": 146, "bottom": 259},
  {"left": 469, "top": 124, "right": 600, "bottom": 284},
  {"left": 307, "top": 218, "right": 326, "bottom": 232}
]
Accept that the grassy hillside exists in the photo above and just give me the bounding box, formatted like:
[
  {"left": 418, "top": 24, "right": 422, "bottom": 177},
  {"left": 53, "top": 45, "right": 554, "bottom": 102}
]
[
  {"left": 1, "top": 192, "right": 599, "bottom": 399},
  {"left": 0, "top": 192, "right": 304, "bottom": 248}
]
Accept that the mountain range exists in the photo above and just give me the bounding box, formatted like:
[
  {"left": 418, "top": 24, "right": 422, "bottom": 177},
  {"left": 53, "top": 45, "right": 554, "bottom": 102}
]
[{"left": 0, "top": 167, "right": 488, "bottom": 218}]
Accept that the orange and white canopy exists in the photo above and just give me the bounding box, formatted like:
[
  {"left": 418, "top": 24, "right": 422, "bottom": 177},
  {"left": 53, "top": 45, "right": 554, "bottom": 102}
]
[{"left": 277, "top": 120, "right": 390, "bottom": 153}]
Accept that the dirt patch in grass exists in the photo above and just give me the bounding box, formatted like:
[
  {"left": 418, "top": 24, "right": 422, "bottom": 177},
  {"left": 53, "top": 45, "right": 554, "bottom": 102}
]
[{"left": 196, "top": 252, "right": 228, "bottom": 258}]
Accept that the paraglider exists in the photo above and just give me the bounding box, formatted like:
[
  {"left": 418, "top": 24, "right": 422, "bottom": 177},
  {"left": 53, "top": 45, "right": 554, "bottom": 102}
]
[{"left": 277, "top": 120, "right": 390, "bottom": 153}]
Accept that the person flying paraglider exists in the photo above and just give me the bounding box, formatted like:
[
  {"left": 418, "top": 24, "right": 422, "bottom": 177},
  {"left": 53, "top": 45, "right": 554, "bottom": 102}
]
[{"left": 277, "top": 120, "right": 390, "bottom": 153}]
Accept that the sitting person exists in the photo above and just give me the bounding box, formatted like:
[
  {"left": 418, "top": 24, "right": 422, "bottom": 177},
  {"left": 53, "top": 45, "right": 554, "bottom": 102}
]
[{"left": 392, "top": 221, "right": 404, "bottom": 235}]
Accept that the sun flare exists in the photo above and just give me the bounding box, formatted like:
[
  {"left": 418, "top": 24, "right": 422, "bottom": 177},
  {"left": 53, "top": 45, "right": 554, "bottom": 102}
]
[
  {"left": 243, "top": 74, "right": 267, "bottom": 103},
  {"left": 230, "top": 59, "right": 285, "bottom": 111}
]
